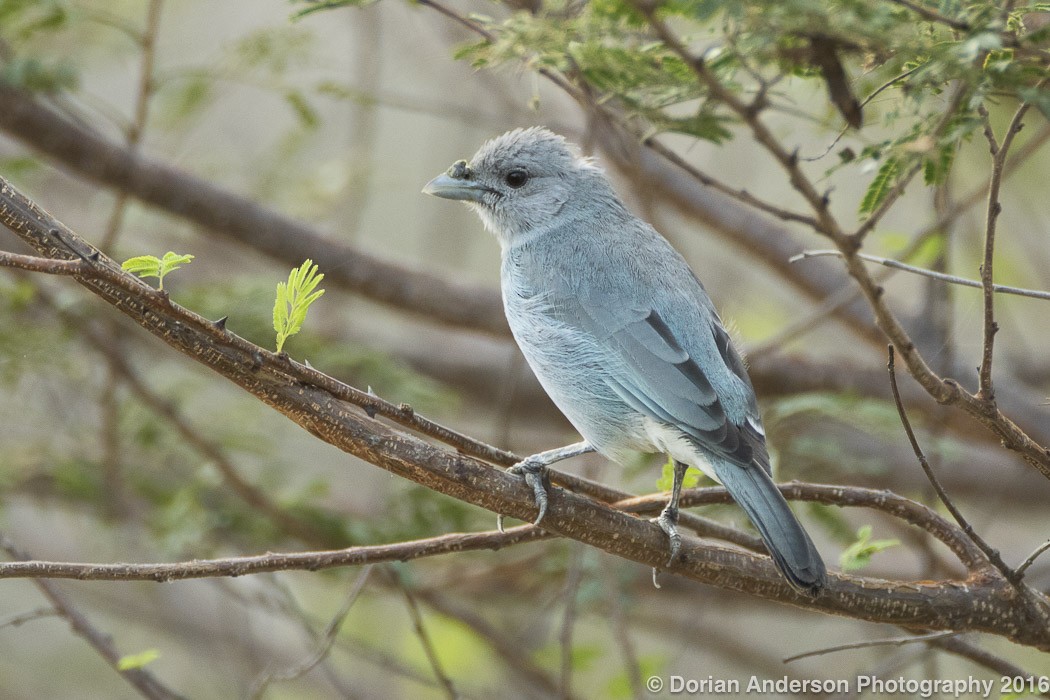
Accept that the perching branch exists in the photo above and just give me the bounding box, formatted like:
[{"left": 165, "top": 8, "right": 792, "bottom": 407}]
[{"left": 3, "top": 177, "right": 1050, "bottom": 647}]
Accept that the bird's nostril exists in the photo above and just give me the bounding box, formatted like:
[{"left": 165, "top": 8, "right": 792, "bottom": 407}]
[{"left": 449, "top": 159, "right": 472, "bottom": 179}]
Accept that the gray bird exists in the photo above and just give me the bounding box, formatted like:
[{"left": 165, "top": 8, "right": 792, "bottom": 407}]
[{"left": 423, "top": 127, "right": 826, "bottom": 594}]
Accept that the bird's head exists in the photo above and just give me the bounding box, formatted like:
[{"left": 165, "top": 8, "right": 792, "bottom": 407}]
[{"left": 423, "top": 127, "right": 606, "bottom": 247}]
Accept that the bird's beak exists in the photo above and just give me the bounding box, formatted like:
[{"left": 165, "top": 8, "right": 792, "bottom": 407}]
[{"left": 422, "top": 172, "right": 488, "bottom": 203}]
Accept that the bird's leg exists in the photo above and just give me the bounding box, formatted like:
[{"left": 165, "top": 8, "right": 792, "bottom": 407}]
[
  {"left": 653, "top": 460, "right": 689, "bottom": 566},
  {"left": 497, "top": 441, "right": 594, "bottom": 532}
]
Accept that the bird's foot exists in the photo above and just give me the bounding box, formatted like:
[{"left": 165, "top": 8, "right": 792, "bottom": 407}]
[
  {"left": 651, "top": 505, "right": 682, "bottom": 566},
  {"left": 497, "top": 457, "right": 549, "bottom": 532}
]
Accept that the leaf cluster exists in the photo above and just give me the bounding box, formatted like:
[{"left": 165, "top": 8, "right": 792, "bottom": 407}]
[
  {"left": 121, "top": 252, "right": 194, "bottom": 291},
  {"left": 273, "top": 259, "right": 326, "bottom": 353}
]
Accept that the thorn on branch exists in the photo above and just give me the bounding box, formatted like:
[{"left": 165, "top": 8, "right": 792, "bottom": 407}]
[{"left": 212, "top": 316, "right": 228, "bottom": 331}]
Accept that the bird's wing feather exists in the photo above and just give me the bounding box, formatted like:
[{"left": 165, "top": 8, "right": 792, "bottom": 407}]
[{"left": 573, "top": 286, "right": 766, "bottom": 469}]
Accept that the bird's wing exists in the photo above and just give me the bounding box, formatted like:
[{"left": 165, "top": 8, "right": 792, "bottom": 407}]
[{"left": 573, "top": 286, "right": 767, "bottom": 470}]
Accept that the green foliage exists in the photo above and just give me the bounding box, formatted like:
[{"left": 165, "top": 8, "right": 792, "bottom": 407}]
[
  {"left": 0, "top": 0, "right": 69, "bottom": 41},
  {"left": 0, "top": 56, "right": 77, "bottom": 92},
  {"left": 273, "top": 259, "right": 326, "bottom": 353},
  {"left": 121, "top": 252, "right": 194, "bottom": 291},
  {"left": 839, "top": 524, "right": 900, "bottom": 571},
  {"left": 117, "top": 649, "right": 161, "bottom": 671},
  {"left": 858, "top": 157, "right": 902, "bottom": 218},
  {"left": 655, "top": 456, "right": 705, "bottom": 491}
]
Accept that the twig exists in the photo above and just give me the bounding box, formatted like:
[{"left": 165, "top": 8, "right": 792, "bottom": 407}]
[
  {"left": 559, "top": 543, "right": 585, "bottom": 698},
  {"left": 602, "top": 558, "right": 643, "bottom": 700},
  {"left": 0, "top": 537, "right": 185, "bottom": 700},
  {"left": 977, "top": 93, "right": 1039, "bottom": 400},
  {"left": 417, "top": 590, "right": 566, "bottom": 697},
  {"left": 791, "top": 250, "right": 1050, "bottom": 300},
  {"left": 0, "top": 606, "right": 60, "bottom": 630},
  {"left": 0, "top": 250, "right": 83, "bottom": 275},
  {"left": 783, "top": 630, "right": 956, "bottom": 663},
  {"left": 887, "top": 0, "right": 971, "bottom": 31},
  {"left": 639, "top": 137, "right": 822, "bottom": 228},
  {"left": 100, "top": 0, "right": 164, "bottom": 251},
  {"left": 249, "top": 566, "right": 373, "bottom": 698},
  {"left": 853, "top": 87, "right": 968, "bottom": 242},
  {"left": 930, "top": 635, "right": 1050, "bottom": 700},
  {"left": 803, "top": 65, "right": 924, "bottom": 162},
  {"left": 886, "top": 346, "right": 1017, "bottom": 583},
  {"left": 400, "top": 583, "right": 458, "bottom": 700},
  {"left": 1016, "top": 540, "right": 1050, "bottom": 579}
]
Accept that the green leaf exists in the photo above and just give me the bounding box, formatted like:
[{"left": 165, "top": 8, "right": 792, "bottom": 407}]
[
  {"left": 858, "top": 158, "right": 901, "bottom": 218},
  {"left": 655, "top": 457, "right": 703, "bottom": 492},
  {"left": 839, "top": 525, "right": 900, "bottom": 571},
  {"left": 122, "top": 252, "right": 194, "bottom": 291},
  {"left": 1020, "top": 86, "right": 1050, "bottom": 122},
  {"left": 117, "top": 649, "right": 160, "bottom": 671},
  {"left": 273, "top": 259, "right": 325, "bottom": 353},
  {"left": 284, "top": 90, "right": 320, "bottom": 129}
]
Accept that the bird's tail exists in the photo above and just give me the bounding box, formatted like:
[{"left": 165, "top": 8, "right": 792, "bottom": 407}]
[{"left": 711, "top": 461, "right": 827, "bottom": 595}]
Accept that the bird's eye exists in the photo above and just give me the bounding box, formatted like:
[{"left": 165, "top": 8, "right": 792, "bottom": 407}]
[{"left": 504, "top": 169, "right": 529, "bottom": 188}]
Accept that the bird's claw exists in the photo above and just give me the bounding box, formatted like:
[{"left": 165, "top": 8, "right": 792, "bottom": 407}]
[
  {"left": 651, "top": 507, "right": 681, "bottom": 566},
  {"left": 502, "top": 458, "right": 549, "bottom": 527}
]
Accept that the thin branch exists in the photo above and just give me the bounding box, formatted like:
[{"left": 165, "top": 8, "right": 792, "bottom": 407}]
[
  {"left": 887, "top": 346, "right": 1017, "bottom": 583},
  {"left": 0, "top": 537, "right": 185, "bottom": 700},
  {"left": 803, "top": 65, "right": 924, "bottom": 162},
  {"left": 559, "top": 543, "right": 585, "bottom": 699},
  {"left": 639, "top": 137, "right": 821, "bottom": 228},
  {"left": 853, "top": 87, "right": 968, "bottom": 242},
  {"left": 100, "top": 0, "right": 164, "bottom": 251},
  {"left": 602, "top": 558, "right": 643, "bottom": 700},
  {"left": 930, "top": 635, "right": 1050, "bottom": 700},
  {"left": 1017, "top": 540, "right": 1050, "bottom": 579},
  {"left": 791, "top": 250, "right": 1050, "bottom": 300},
  {"left": 0, "top": 525, "right": 552, "bottom": 582},
  {"left": 0, "top": 606, "right": 60, "bottom": 630},
  {"left": 416, "top": 589, "right": 567, "bottom": 697},
  {"left": 400, "top": 583, "right": 458, "bottom": 700},
  {"left": 783, "top": 630, "right": 956, "bottom": 663},
  {"left": 887, "top": 0, "right": 972, "bottom": 31},
  {"left": 249, "top": 566, "right": 373, "bottom": 698},
  {"left": 977, "top": 94, "right": 1038, "bottom": 400},
  {"left": 0, "top": 250, "right": 83, "bottom": 275}
]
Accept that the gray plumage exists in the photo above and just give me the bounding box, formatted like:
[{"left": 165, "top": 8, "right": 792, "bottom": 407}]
[{"left": 423, "top": 127, "right": 826, "bottom": 594}]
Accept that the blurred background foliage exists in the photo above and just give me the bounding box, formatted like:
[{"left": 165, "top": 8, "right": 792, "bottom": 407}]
[{"left": 0, "top": 0, "right": 1049, "bottom": 697}]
